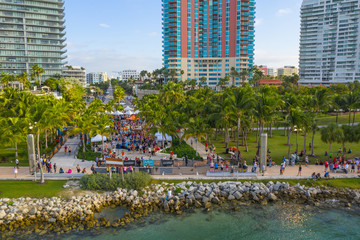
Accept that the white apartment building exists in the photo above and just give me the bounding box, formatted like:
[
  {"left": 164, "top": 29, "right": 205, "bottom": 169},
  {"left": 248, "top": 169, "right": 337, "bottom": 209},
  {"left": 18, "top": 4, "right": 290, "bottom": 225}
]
[
  {"left": 277, "top": 66, "right": 299, "bottom": 77},
  {"left": 62, "top": 66, "right": 86, "bottom": 87},
  {"left": 122, "top": 70, "right": 139, "bottom": 81},
  {"left": 86, "top": 72, "right": 108, "bottom": 85},
  {"left": 299, "top": 0, "right": 360, "bottom": 85}
]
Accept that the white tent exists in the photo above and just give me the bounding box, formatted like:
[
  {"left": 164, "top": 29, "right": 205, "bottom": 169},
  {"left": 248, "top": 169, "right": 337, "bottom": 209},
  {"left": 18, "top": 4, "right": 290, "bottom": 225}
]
[
  {"left": 114, "top": 110, "right": 123, "bottom": 116},
  {"left": 155, "top": 132, "right": 173, "bottom": 142},
  {"left": 91, "top": 135, "right": 108, "bottom": 143},
  {"left": 125, "top": 110, "right": 133, "bottom": 115},
  {"left": 134, "top": 110, "right": 140, "bottom": 114},
  {"left": 124, "top": 106, "right": 133, "bottom": 111}
]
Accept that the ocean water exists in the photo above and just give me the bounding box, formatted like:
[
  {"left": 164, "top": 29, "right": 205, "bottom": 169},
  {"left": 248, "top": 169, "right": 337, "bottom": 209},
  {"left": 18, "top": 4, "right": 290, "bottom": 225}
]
[{"left": 61, "top": 204, "right": 360, "bottom": 240}]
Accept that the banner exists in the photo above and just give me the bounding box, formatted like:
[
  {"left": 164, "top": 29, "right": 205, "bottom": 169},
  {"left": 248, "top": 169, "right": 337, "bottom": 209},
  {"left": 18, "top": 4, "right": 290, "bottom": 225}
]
[{"left": 143, "top": 160, "right": 154, "bottom": 167}]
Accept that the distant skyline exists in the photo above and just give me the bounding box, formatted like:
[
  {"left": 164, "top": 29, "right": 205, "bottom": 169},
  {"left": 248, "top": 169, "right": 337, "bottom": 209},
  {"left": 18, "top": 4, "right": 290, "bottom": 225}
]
[{"left": 65, "top": 0, "right": 302, "bottom": 74}]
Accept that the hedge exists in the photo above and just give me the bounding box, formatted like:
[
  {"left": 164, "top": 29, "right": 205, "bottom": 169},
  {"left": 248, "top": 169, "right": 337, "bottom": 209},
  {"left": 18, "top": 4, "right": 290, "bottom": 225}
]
[
  {"left": 80, "top": 172, "right": 152, "bottom": 191},
  {"left": 165, "top": 139, "right": 203, "bottom": 160}
]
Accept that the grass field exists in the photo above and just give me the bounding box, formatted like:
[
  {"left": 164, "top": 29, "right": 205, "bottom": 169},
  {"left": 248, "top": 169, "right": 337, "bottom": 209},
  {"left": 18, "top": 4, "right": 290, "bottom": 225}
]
[
  {"left": 209, "top": 129, "right": 359, "bottom": 165},
  {"left": 0, "top": 140, "right": 58, "bottom": 167},
  {"left": 0, "top": 142, "right": 28, "bottom": 167},
  {"left": 152, "top": 178, "right": 360, "bottom": 189},
  {"left": 0, "top": 180, "right": 66, "bottom": 198}
]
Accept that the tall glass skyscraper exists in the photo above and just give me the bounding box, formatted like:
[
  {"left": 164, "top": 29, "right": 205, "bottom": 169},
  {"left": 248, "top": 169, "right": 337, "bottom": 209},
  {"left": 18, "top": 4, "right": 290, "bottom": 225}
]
[
  {"left": 0, "top": 0, "right": 66, "bottom": 80},
  {"left": 299, "top": 0, "right": 360, "bottom": 85},
  {"left": 162, "top": 0, "right": 255, "bottom": 87}
]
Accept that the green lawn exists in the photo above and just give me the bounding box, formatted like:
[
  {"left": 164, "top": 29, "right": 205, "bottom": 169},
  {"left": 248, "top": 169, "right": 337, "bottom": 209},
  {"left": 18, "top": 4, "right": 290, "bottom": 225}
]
[
  {"left": 0, "top": 142, "right": 28, "bottom": 167},
  {"left": 152, "top": 178, "right": 360, "bottom": 189},
  {"left": 0, "top": 180, "right": 66, "bottom": 198},
  {"left": 315, "top": 112, "right": 359, "bottom": 126},
  {"left": 209, "top": 129, "right": 360, "bottom": 164},
  {"left": 0, "top": 139, "right": 58, "bottom": 167}
]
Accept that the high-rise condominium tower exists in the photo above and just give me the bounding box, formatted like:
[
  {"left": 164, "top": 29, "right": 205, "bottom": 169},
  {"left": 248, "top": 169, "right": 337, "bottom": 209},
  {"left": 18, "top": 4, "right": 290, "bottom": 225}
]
[
  {"left": 299, "top": 0, "right": 360, "bottom": 85},
  {"left": 162, "top": 0, "right": 255, "bottom": 87},
  {"left": 0, "top": 0, "right": 66, "bottom": 80}
]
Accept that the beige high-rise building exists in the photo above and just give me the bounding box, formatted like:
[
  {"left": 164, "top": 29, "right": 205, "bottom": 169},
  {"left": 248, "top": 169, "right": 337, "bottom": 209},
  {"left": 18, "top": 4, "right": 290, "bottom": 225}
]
[
  {"left": 277, "top": 66, "right": 299, "bottom": 76},
  {"left": 62, "top": 66, "right": 86, "bottom": 87}
]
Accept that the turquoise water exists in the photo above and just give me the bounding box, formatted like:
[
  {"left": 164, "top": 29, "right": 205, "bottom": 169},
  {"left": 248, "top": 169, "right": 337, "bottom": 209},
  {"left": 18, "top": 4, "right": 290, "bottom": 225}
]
[{"left": 62, "top": 204, "right": 360, "bottom": 240}]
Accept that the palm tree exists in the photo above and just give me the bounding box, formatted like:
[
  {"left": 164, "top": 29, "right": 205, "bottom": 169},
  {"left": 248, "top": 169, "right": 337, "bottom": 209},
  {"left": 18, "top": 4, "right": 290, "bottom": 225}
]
[
  {"left": 182, "top": 116, "right": 209, "bottom": 157},
  {"left": 113, "top": 86, "right": 125, "bottom": 105},
  {"left": 95, "top": 114, "right": 113, "bottom": 161},
  {"left": 240, "top": 69, "right": 248, "bottom": 85},
  {"left": 285, "top": 107, "right": 303, "bottom": 161},
  {"left": 343, "top": 91, "right": 360, "bottom": 126},
  {"left": 31, "top": 64, "right": 45, "bottom": 85},
  {"left": 180, "top": 70, "right": 184, "bottom": 82},
  {"left": 217, "top": 76, "right": 230, "bottom": 90},
  {"left": 230, "top": 67, "right": 239, "bottom": 87},
  {"left": 169, "top": 69, "right": 177, "bottom": 82},
  {"left": 320, "top": 123, "right": 344, "bottom": 160},
  {"left": 0, "top": 72, "right": 15, "bottom": 87},
  {"left": 200, "top": 77, "right": 207, "bottom": 87},
  {"left": 227, "top": 86, "right": 255, "bottom": 163}
]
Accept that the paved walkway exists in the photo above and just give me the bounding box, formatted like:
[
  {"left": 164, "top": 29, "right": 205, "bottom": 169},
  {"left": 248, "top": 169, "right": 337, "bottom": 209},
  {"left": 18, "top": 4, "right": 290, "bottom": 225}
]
[
  {"left": 51, "top": 136, "right": 95, "bottom": 172},
  {"left": 179, "top": 131, "right": 208, "bottom": 159}
]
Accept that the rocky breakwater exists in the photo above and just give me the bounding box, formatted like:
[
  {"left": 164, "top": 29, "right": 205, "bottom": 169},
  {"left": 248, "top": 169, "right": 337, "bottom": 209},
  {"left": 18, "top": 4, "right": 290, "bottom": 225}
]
[
  {"left": 1, "top": 181, "right": 360, "bottom": 239},
  {"left": 160, "top": 181, "right": 360, "bottom": 213},
  {"left": 0, "top": 187, "right": 166, "bottom": 239}
]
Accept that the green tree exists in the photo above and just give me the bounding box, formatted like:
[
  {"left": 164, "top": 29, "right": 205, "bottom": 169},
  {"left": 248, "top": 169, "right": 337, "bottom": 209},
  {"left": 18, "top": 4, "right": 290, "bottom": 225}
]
[
  {"left": 227, "top": 86, "right": 255, "bottom": 163},
  {"left": 31, "top": 64, "right": 45, "bottom": 85},
  {"left": 320, "top": 124, "right": 344, "bottom": 160}
]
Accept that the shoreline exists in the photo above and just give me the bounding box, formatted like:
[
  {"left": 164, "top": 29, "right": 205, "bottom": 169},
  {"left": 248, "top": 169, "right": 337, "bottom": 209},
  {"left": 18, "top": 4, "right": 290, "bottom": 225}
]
[{"left": 1, "top": 180, "right": 360, "bottom": 239}]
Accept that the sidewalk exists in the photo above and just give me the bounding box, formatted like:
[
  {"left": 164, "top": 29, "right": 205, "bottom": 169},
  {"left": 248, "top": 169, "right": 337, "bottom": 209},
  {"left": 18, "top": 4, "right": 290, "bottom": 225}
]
[{"left": 51, "top": 136, "right": 95, "bottom": 171}]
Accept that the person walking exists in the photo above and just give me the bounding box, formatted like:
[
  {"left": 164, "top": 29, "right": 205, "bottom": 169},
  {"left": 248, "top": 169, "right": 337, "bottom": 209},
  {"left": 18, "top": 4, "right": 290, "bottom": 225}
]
[
  {"left": 68, "top": 147, "right": 72, "bottom": 156},
  {"left": 64, "top": 145, "right": 68, "bottom": 154},
  {"left": 297, "top": 165, "right": 302, "bottom": 176},
  {"left": 15, "top": 158, "right": 19, "bottom": 167},
  {"left": 14, "top": 166, "right": 18, "bottom": 178},
  {"left": 54, "top": 163, "right": 57, "bottom": 173}
]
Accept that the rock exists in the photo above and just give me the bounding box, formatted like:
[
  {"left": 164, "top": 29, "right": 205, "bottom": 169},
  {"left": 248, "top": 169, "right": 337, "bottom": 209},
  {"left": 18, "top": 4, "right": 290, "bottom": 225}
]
[
  {"left": 0, "top": 210, "right": 6, "bottom": 219},
  {"left": 305, "top": 191, "right": 311, "bottom": 198},
  {"left": 233, "top": 192, "right": 242, "bottom": 200},
  {"left": 228, "top": 195, "right": 235, "bottom": 200},
  {"left": 204, "top": 202, "right": 212, "bottom": 209},
  {"left": 273, "top": 184, "right": 281, "bottom": 191},
  {"left": 268, "top": 193, "right": 277, "bottom": 201}
]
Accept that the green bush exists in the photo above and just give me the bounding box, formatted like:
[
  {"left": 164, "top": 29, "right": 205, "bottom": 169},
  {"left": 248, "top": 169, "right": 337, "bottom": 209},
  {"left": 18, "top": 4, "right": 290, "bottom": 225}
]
[
  {"left": 76, "top": 144, "right": 102, "bottom": 161},
  {"left": 165, "top": 139, "right": 202, "bottom": 160},
  {"left": 80, "top": 172, "right": 152, "bottom": 191}
]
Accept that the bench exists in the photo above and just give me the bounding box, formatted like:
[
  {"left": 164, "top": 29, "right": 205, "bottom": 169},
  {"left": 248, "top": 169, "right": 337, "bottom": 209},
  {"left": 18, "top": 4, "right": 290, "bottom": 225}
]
[
  {"left": 206, "top": 172, "right": 257, "bottom": 177},
  {"left": 43, "top": 173, "right": 85, "bottom": 178},
  {"left": 333, "top": 168, "right": 347, "bottom": 174}
]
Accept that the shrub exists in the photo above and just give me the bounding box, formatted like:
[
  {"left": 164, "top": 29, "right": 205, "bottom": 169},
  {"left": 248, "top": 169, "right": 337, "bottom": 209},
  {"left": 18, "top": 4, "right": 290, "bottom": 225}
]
[
  {"left": 80, "top": 172, "right": 152, "bottom": 191},
  {"left": 165, "top": 139, "right": 202, "bottom": 160},
  {"left": 76, "top": 144, "right": 102, "bottom": 161}
]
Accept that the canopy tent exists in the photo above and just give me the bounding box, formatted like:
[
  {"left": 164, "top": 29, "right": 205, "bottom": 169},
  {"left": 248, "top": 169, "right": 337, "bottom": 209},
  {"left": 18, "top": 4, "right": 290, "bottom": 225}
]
[
  {"left": 134, "top": 110, "right": 140, "bottom": 114},
  {"left": 124, "top": 106, "right": 133, "bottom": 111},
  {"left": 91, "top": 134, "right": 108, "bottom": 143},
  {"left": 125, "top": 110, "right": 133, "bottom": 115},
  {"left": 155, "top": 132, "right": 173, "bottom": 142},
  {"left": 114, "top": 111, "right": 124, "bottom": 116}
]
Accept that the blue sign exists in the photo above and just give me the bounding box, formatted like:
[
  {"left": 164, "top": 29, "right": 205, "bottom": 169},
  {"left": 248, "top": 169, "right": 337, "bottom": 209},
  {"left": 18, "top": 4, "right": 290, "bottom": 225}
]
[{"left": 143, "top": 160, "right": 154, "bottom": 167}]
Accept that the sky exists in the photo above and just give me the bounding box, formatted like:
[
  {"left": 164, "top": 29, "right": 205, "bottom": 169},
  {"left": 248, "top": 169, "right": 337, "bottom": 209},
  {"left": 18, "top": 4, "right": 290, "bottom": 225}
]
[{"left": 64, "top": 0, "right": 303, "bottom": 74}]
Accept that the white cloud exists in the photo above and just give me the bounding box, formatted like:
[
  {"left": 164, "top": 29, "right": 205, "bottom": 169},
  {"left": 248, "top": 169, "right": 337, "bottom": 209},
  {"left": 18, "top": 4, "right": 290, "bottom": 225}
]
[
  {"left": 254, "top": 49, "right": 299, "bottom": 69},
  {"left": 276, "top": 8, "right": 293, "bottom": 17},
  {"left": 67, "top": 48, "right": 162, "bottom": 73},
  {"left": 99, "top": 23, "right": 110, "bottom": 28}
]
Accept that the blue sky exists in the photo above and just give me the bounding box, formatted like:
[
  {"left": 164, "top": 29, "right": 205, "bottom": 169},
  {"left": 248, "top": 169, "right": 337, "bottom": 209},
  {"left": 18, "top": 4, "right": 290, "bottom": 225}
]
[{"left": 65, "top": 0, "right": 302, "bottom": 74}]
